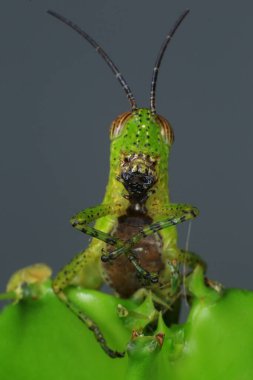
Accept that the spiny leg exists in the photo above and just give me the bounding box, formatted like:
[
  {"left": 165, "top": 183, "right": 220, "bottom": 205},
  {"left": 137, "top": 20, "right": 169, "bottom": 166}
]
[
  {"left": 70, "top": 203, "right": 126, "bottom": 246},
  {"left": 70, "top": 203, "right": 153, "bottom": 267},
  {"left": 68, "top": 202, "right": 160, "bottom": 287},
  {"left": 53, "top": 245, "right": 103, "bottom": 293},
  {"left": 68, "top": 202, "right": 166, "bottom": 328},
  {"left": 130, "top": 204, "right": 198, "bottom": 247},
  {"left": 58, "top": 290, "right": 124, "bottom": 358},
  {"left": 128, "top": 252, "right": 159, "bottom": 284},
  {"left": 54, "top": 203, "right": 127, "bottom": 358},
  {"left": 55, "top": 203, "right": 126, "bottom": 294},
  {"left": 53, "top": 248, "right": 125, "bottom": 358}
]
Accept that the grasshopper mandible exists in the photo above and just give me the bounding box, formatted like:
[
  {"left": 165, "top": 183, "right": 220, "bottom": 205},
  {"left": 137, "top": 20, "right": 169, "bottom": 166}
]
[{"left": 46, "top": 9, "right": 205, "bottom": 358}]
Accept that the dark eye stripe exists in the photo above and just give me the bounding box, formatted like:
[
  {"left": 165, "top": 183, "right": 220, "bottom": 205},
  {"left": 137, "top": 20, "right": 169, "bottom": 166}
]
[
  {"left": 110, "top": 112, "right": 132, "bottom": 139},
  {"left": 156, "top": 115, "right": 174, "bottom": 145}
]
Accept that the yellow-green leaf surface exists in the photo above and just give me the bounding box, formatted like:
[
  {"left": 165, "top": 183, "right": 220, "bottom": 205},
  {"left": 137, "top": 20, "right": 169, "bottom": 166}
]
[
  {"left": 1, "top": 269, "right": 253, "bottom": 380},
  {"left": 0, "top": 284, "right": 130, "bottom": 380}
]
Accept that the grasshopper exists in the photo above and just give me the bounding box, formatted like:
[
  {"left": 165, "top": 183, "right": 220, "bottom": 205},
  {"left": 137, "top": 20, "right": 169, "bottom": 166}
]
[{"left": 45, "top": 9, "right": 205, "bottom": 358}]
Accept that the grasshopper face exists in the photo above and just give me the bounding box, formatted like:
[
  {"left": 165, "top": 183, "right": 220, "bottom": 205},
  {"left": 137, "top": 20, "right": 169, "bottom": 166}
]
[
  {"left": 120, "top": 153, "right": 157, "bottom": 204},
  {"left": 110, "top": 108, "right": 174, "bottom": 204}
]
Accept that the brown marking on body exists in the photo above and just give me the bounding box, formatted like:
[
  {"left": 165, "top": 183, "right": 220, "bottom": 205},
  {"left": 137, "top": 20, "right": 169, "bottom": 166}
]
[{"left": 102, "top": 211, "right": 164, "bottom": 298}]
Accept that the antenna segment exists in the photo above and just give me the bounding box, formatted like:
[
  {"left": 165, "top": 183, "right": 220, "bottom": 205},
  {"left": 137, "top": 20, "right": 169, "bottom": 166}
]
[{"left": 47, "top": 10, "right": 137, "bottom": 111}]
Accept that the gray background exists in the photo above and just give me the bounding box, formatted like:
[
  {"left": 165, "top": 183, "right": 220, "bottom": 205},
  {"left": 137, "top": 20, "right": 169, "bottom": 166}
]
[{"left": 0, "top": 0, "right": 252, "bottom": 294}]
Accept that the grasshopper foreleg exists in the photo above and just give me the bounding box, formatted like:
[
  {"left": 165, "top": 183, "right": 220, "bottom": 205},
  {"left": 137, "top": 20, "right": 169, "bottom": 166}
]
[{"left": 70, "top": 204, "right": 123, "bottom": 246}]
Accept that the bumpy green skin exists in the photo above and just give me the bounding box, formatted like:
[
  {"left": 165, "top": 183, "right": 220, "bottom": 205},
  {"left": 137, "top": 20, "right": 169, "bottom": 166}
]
[
  {"left": 53, "top": 108, "right": 200, "bottom": 293},
  {"left": 50, "top": 108, "right": 202, "bottom": 357},
  {"left": 107, "top": 109, "right": 171, "bottom": 205},
  {"left": 56, "top": 108, "right": 178, "bottom": 293},
  {"left": 1, "top": 268, "right": 253, "bottom": 380},
  {"left": 97, "top": 108, "right": 180, "bottom": 265}
]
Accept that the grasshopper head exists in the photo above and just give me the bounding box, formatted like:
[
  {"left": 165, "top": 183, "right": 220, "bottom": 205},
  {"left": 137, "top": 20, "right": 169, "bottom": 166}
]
[
  {"left": 110, "top": 108, "right": 174, "bottom": 146},
  {"left": 110, "top": 108, "right": 174, "bottom": 203}
]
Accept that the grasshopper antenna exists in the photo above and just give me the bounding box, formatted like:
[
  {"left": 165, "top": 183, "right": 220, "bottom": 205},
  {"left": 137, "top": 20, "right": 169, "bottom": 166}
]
[
  {"left": 47, "top": 10, "right": 137, "bottom": 111},
  {"left": 150, "top": 9, "right": 190, "bottom": 114}
]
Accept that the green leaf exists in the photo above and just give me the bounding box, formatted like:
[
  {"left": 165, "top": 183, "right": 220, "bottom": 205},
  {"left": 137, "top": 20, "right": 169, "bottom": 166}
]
[{"left": 1, "top": 269, "right": 253, "bottom": 380}]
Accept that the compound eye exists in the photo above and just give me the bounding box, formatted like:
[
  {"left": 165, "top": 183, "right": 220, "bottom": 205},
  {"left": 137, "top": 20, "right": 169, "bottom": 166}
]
[
  {"left": 156, "top": 114, "right": 174, "bottom": 145},
  {"left": 110, "top": 112, "right": 132, "bottom": 139}
]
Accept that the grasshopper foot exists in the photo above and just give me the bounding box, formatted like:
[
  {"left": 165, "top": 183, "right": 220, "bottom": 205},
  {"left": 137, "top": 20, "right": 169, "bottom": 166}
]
[{"left": 128, "top": 254, "right": 159, "bottom": 284}]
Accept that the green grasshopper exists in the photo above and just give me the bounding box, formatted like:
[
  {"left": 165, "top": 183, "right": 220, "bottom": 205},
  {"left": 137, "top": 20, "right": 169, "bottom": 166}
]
[{"left": 45, "top": 9, "right": 204, "bottom": 358}]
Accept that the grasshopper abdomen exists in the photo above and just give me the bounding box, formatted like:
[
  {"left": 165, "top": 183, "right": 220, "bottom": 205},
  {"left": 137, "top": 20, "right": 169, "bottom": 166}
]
[{"left": 102, "top": 211, "right": 164, "bottom": 298}]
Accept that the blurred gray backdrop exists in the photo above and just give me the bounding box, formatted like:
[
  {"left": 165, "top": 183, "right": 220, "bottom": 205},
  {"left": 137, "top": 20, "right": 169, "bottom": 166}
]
[{"left": 0, "top": 0, "right": 252, "bottom": 293}]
